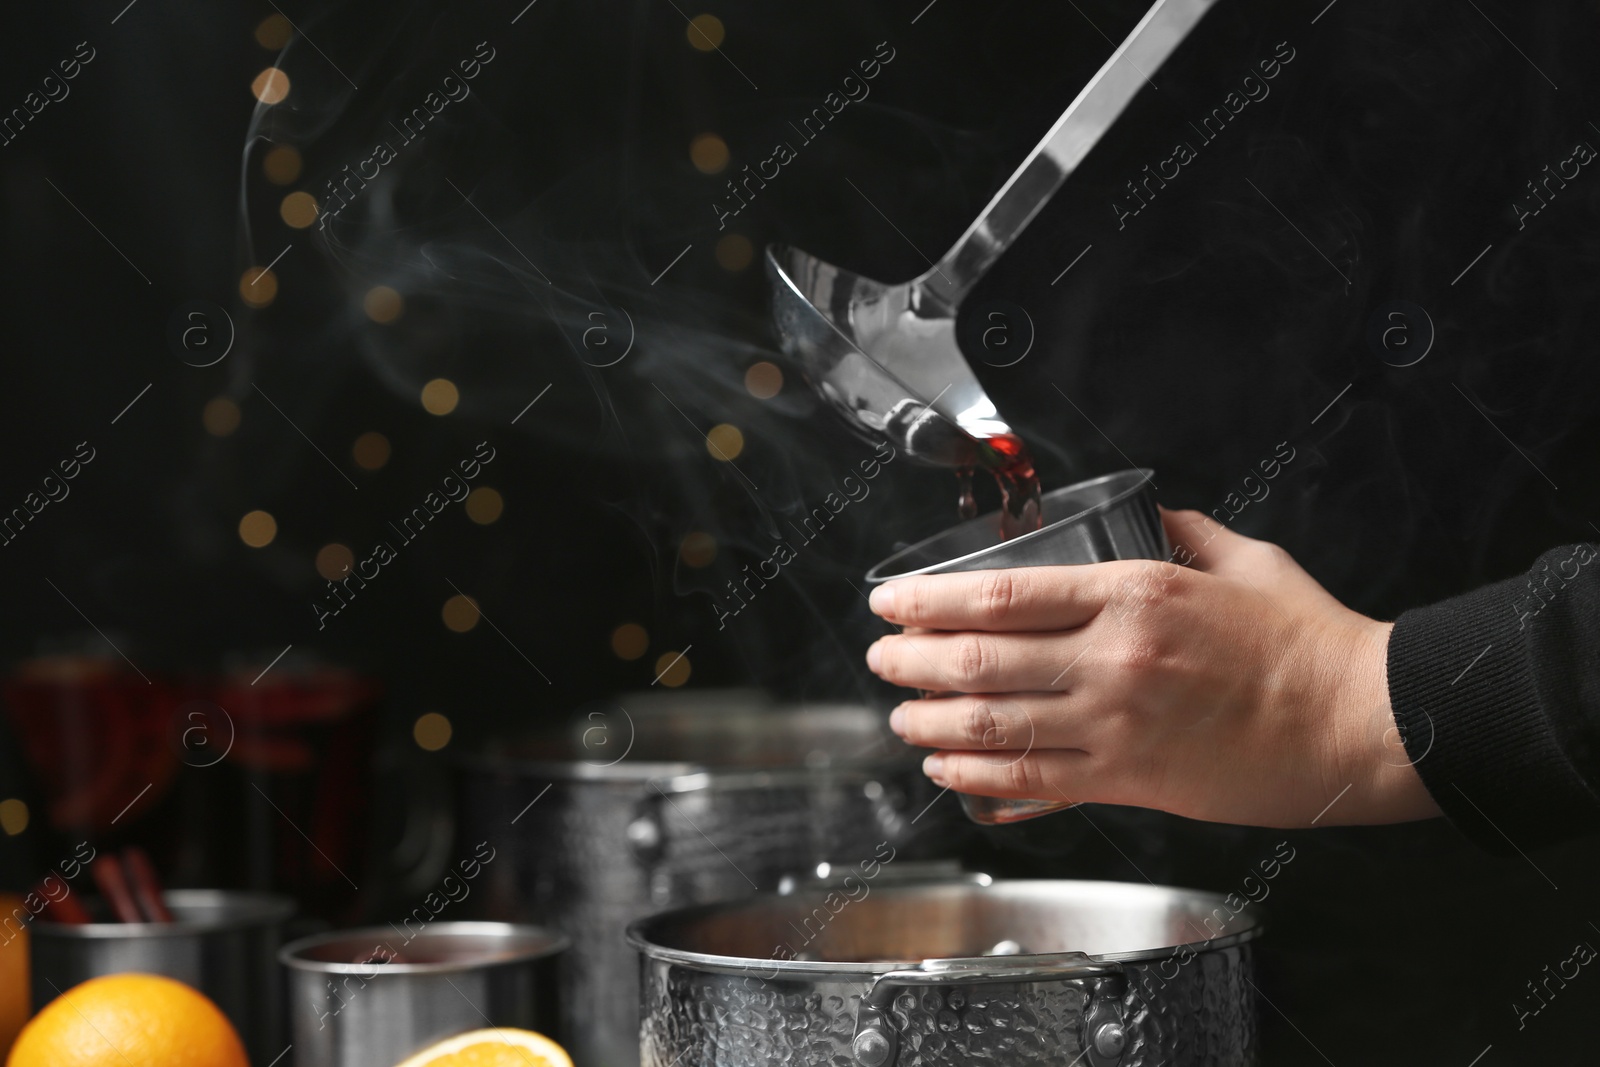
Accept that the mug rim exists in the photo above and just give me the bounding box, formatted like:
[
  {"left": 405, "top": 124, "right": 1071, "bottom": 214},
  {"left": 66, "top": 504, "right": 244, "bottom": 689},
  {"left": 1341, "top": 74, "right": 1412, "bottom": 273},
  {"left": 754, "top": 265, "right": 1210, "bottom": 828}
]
[
  {"left": 30, "top": 889, "right": 295, "bottom": 939},
  {"left": 865, "top": 468, "right": 1157, "bottom": 583},
  {"left": 278, "top": 920, "right": 569, "bottom": 975}
]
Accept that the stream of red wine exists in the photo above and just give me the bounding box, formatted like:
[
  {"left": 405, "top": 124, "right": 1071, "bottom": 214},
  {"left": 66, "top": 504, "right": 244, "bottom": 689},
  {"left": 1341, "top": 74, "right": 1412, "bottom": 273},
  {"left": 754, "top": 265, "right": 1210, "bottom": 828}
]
[{"left": 957, "top": 432, "right": 1043, "bottom": 540}]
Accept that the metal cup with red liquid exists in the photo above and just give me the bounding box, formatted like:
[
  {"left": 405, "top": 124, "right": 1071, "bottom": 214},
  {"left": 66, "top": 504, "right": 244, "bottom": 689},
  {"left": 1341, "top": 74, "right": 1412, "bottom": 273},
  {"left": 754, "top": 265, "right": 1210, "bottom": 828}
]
[
  {"left": 206, "top": 657, "right": 382, "bottom": 921},
  {"left": 28, "top": 876, "right": 294, "bottom": 1064},
  {"left": 4, "top": 648, "right": 383, "bottom": 922},
  {"left": 2, "top": 653, "right": 184, "bottom": 836},
  {"left": 867, "top": 469, "right": 1167, "bottom": 824}
]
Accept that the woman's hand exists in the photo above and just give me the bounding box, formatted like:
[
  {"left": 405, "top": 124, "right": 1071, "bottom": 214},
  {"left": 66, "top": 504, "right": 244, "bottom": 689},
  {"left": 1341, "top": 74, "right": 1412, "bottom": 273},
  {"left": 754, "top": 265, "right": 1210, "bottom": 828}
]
[{"left": 865, "top": 507, "right": 1442, "bottom": 828}]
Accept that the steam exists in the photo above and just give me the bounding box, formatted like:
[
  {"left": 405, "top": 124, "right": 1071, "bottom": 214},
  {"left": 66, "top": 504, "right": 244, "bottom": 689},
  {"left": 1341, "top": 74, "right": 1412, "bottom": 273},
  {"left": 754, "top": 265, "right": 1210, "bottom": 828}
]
[{"left": 236, "top": 0, "right": 962, "bottom": 699}]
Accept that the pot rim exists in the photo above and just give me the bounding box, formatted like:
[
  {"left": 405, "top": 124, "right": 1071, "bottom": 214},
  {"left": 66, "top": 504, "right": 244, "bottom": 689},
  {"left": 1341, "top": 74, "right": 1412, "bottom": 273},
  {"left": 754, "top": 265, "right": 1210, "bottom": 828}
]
[
  {"left": 454, "top": 756, "right": 916, "bottom": 784},
  {"left": 456, "top": 699, "right": 917, "bottom": 780},
  {"left": 279, "top": 920, "right": 570, "bottom": 975},
  {"left": 31, "top": 889, "right": 295, "bottom": 939},
  {"left": 626, "top": 878, "right": 1263, "bottom": 978},
  {"left": 865, "top": 468, "right": 1157, "bottom": 583}
]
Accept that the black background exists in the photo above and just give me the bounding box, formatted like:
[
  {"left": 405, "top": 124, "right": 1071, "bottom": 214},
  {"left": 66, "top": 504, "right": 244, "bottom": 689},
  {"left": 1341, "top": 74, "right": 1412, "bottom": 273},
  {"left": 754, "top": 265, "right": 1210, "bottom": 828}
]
[{"left": 2, "top": 0, "right": 1599, "bottom": 1063}]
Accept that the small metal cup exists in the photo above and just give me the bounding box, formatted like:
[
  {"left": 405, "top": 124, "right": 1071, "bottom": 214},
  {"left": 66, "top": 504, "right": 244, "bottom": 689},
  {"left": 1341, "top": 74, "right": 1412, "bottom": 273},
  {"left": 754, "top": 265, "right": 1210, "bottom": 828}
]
[
  {"left": 279, "top": 921, "right": 567, "bottom": 1067},
  {"left": 866, "top": 469, "right": 1168, "bottom": 824},
  {"left": 29, "top": 890, "right": 295, "bottom": 1065}
]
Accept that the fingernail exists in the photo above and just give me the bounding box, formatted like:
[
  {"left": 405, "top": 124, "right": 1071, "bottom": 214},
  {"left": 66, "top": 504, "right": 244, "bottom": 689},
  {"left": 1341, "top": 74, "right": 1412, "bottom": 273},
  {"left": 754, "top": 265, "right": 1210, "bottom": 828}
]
[
  {"left": 888, "top": 704, "right": 907, "bottom": 735},
  {"left": 922, "top": 753, "right": 946, "bottom": 784},
  {"left": 869, "top": 583, "right": 896, "bottom": 618},
  {"left": 866, "top": 641, "right": 883, "bottom": 672}
]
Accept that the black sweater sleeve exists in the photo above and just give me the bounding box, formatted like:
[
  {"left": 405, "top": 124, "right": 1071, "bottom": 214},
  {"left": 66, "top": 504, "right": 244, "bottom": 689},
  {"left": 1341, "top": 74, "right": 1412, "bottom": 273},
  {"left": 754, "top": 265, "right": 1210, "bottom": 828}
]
[{"left": 1386, "top": 543, "right": 1600, "bottom": 853}]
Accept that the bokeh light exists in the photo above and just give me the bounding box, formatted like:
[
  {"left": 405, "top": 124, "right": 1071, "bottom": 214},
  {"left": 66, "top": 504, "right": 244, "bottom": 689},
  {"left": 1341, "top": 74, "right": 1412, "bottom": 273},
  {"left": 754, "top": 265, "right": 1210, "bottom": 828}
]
[
  {"left": 690, "top": 133, "right": 729, "bottom": 174},
  {"left": 238, "top": 510, "right": 277, "bottom": 548},
  {"left": 254, "top": 14, "right": 293, "bottom": 50},
  {"left": 263, "top": 145, "right": 302, "bottom": 185},
  {"left": 0, "top": 799, "right": 28, "bottom": 837},
  {"left": 610, "top": 623, "right": 648, "bottom": 661},
  {"left": 705, "top": 423, "right": 745, "bottom": 460},
  {"left": 413, "top": 712, "right": 453, "bottom": 751},
  {"left": 239, "top": 267, "right": 278, "bottom": 308},
  {"left": 251, "top": 67, "right": 291, "bottom": 105},
  {"left": 203, "top": 396, "right": 241, "bottom": 436},
  {"left": 655, "top": 650, "right": 692, "bottom": 687},
  {"left": 680, "top": 532, "right": 717, "bottom": 568},
  {"left": 465, "top": 487, "right": 504, "bottom": 525},
  {"left": 352, "top": 431, "right": 391, "bottom": 470},
  {"left": 442, "top": 594, "right": 481, "bottom": 632},
  {"left": 421, "top": 378, "right": 459, "bottom": 415},
  {"left": 315, "top": 543, "right": 354, "bottom": 581},
  {"left": 687, "top": 14, "right": 725, "bottom": 50},
  {"left": 279, "top": 191, "right": 318, "bottom": 229},
  {"left": 363, "top": 286, "right": 403, "bottom": 323},
  {"left": 715, "top": 233, "right": 753, "bottom": 271},
  {"left": 744, "top": 361, "right": 783, "bottom": 399}
]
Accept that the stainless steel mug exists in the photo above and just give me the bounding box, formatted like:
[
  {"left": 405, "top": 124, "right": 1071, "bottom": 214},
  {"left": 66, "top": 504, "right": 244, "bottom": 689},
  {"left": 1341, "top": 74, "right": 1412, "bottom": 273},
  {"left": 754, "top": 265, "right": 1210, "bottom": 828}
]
[
  {"left": 29, "top": 890, "right": 295, "bottom": 1065},
  {"left": 279, "top": 921, "right": 567, "bottom": 1067},
  {"left": 866, "top": 469, "right": 1169, "bottom": 824}
]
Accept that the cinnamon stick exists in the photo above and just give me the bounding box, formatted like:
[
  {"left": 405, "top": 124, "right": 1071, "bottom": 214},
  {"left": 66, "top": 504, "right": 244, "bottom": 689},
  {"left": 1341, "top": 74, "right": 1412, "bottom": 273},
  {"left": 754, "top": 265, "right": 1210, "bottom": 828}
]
[
  {"left": 37, "top": 880, "right": 91, "bottom": 925},
  {"left": 90, "top": 855, "right": 143, "bottom": 923},
  {"left": 120, "top": 847, "right": 172, "bottom": 923}
]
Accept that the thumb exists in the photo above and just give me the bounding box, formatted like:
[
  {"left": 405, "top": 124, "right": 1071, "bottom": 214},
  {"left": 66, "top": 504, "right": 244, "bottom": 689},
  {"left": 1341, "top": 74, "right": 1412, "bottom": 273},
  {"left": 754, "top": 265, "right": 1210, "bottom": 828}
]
[{"left": 1159, "top": 506, "right": 1268, "bottom": 574}]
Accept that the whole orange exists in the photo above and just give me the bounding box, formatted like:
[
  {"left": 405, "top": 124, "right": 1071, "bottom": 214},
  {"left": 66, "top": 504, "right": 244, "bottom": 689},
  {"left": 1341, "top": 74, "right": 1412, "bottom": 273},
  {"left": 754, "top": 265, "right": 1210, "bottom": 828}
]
[
  {"left": 5, "top": 973, "right": 247, "bottom": 1067},
  {"left": 0, "top": 897, "right": 26, "bottom": 1058}
]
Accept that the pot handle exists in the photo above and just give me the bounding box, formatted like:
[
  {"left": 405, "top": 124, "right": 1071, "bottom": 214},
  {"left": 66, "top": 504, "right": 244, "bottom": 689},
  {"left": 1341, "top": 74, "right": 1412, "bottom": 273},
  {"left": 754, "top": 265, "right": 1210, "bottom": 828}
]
[{"left": 851, "top": 953, "right": 1129, "bottom": 1067}]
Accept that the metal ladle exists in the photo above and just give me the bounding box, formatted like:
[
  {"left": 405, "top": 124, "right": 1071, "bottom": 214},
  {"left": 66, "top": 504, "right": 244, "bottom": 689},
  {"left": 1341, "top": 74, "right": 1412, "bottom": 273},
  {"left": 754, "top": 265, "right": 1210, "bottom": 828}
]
[{"left": 767, "top": 0, "right": 1221, "bottom": 467}]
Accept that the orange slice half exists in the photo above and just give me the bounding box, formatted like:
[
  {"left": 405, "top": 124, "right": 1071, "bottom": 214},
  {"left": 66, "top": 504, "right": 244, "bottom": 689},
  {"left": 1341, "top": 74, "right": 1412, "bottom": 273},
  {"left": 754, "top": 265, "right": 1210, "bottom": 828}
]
[{"left": 392, "top": 1029, "right": 573, "bottom": 1067}]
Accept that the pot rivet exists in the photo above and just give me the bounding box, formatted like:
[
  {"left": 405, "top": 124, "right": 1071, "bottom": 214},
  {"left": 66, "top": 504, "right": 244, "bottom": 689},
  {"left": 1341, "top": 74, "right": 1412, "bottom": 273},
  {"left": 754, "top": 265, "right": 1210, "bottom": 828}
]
[
  {"left": 1093, "top": 1021, "right": 1127, "bottom": 1058},
  {"left": 853, "top": 1029, "right": 893, "bottom": 1067}
]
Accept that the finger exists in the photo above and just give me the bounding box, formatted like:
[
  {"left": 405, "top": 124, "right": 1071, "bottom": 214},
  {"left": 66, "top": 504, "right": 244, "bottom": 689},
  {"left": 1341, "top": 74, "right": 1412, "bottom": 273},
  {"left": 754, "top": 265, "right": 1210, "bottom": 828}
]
[
  {"left": 868, "top": 563, "right": 1153, "bottom": 631},
  {"left": 890, "top": 694, "right": 1089, "bottom": 752},
  {"left": 867, "top": 631, "right": 1083, "bottom": 693},
  {"left": 922, "top": 748, "right": 1096, "bottom": 803}
]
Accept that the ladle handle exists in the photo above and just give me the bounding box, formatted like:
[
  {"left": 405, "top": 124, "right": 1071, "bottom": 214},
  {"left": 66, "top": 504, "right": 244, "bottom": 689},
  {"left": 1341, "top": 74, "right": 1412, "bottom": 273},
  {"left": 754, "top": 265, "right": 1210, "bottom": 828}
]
[{"left": 920, "top": 0, "right": 1222, "bottom": 309}]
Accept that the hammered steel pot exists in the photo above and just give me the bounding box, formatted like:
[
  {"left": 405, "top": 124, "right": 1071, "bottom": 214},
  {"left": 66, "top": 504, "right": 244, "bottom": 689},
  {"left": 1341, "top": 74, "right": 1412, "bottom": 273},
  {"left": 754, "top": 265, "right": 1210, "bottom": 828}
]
[
  {"left": 456, "top": 692, "right": 960, "bottom": 1067},
  {"left": 629, "top": 879, "right": 1263, "bottom": 1067}
]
